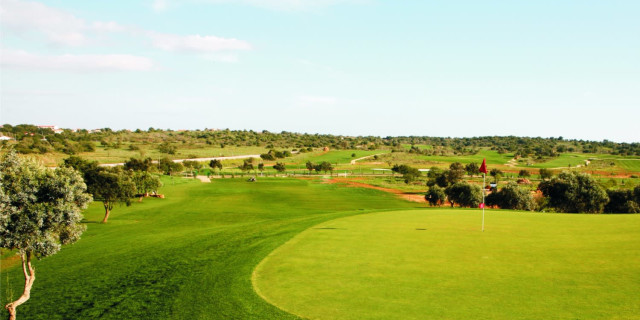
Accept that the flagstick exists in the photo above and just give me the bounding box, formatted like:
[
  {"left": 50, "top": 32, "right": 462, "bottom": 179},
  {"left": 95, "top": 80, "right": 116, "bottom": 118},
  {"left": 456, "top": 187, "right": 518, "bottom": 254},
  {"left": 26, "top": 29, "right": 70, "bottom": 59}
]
[{"left": 482, "top": 172, "right": 485, "bottom": 232}]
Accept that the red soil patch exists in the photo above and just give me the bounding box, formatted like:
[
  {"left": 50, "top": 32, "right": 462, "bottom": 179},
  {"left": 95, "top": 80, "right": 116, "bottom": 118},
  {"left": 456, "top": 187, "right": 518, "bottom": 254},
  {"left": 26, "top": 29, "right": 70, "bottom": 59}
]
[{"left": 326, "top": 178, "right": 425, "bottom": 203}]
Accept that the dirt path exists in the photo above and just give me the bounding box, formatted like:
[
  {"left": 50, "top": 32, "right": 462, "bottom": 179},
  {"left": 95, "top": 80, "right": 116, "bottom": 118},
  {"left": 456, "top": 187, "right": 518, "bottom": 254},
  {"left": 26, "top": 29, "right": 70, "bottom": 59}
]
[
  {"left": 350, "top": 153, "right": 385, "bottom": 165},
  {"left": 505, "top": 158, "right": 517, "bottom": 167},
  {"left": 326, "top": 178, "right": 425, "bottom": 203},
  {"left": 195, "top": 175, "right": 211, "bottom": 183}
]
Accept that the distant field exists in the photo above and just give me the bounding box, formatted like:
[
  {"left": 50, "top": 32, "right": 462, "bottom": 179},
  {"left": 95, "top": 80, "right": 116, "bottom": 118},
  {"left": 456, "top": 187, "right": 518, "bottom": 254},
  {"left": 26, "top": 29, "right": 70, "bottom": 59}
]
[
  {"left": 401, "top": 144, "right": 433, "bottom": 151},
  {"left": 378, "top": 149, "right": 513, "bottom": 167},
  {"left": 255, "top": 209, "right": 640, "bottom": 320},
  {"left": 289, "top": 150, "right": 389, "bottom": 166},
  {"left": 22, "top": 145, "right": 270, "bottom": 167},
  {"left": 615, "top": 159, "right": 640, "bottom": 173}
]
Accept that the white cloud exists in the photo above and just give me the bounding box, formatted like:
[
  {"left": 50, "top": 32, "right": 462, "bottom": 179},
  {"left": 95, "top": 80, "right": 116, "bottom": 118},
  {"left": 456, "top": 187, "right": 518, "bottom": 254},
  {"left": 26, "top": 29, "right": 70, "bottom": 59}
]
[
  {"left": 1, "top": 49, "right": 154, "bottom": 72},
  {"left": 0, "top": 0, "right": 87, "bottom": 45},
  {"left": 150, "top": 33, "right": 251, "bottom": 53},
  {"left": 1, "top": 0, "right": 251, "bottom": 54},
  {"left": 0, "top": 0, "right": 128, "bottom": 46}
]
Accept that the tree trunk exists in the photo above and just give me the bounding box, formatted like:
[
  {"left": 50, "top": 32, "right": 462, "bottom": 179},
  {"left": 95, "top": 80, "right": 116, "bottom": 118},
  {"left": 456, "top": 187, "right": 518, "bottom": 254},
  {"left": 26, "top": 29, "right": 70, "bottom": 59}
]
[
  {"left": 5, "top": 252, "right": 35, "bottom": 320},
  {"left": 102, "top": 203, "right": 110, "bottom": 223}
]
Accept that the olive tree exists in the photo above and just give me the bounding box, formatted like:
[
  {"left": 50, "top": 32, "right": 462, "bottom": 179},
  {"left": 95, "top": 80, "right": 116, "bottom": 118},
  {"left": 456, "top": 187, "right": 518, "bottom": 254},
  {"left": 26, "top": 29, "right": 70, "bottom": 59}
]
[
  {"left": 92, "top": 168, "right": 136, "bottom": 223},
  {"left": 273, "top": 162, "right": 286, "bottom": 173},
  {"left": 445, "top": 182, "right": 482, "bottom": 208},
  {"left": 425, "top": 185, "right": 446, "bottom": 206},
  {"left": 209, "top": 159, "right": 223, "bottom": 174},
  {"left": 63, "top": 157, "right": 136, "bottom": 223},
  {"left": 488, "top": 182, "right": 535, "bottom": 211},
  {"left": 1, "top": 152, "right": 92, "bottom": 320},
  {"left": 539, "top": 171, "right": 608, "bottom": 213},
  {"left": 132, "top": 171, "right": 163, "bottom": 197}
]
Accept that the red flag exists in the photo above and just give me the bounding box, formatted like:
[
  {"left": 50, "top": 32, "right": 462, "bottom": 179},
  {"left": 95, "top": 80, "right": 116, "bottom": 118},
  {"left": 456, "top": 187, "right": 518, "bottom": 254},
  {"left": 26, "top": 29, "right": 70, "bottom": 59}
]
[{"left": 479, "top": 158, "right": 488, "bottom": 174}]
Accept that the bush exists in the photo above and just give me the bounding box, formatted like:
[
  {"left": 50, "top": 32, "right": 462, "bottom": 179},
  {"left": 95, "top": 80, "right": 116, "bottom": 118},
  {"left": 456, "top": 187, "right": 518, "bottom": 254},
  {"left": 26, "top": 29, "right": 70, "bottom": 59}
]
[
  {"left": 490, "top": 182, "right": 535, "bottom": 211},
  {"left": 539, "top": 171, "right": 608, "bottom": 213},
  {"left": 445, "top": 182, "right": 482, "bottom": 208},
  {"left": 425, "top": 186, "right": 446, "bottom": 206},
  {"left": 604, "top": 189, "right": 640, "bottom": 213},
  {"left": 518, "top": 170, "right": 531, "bottom": 178}
]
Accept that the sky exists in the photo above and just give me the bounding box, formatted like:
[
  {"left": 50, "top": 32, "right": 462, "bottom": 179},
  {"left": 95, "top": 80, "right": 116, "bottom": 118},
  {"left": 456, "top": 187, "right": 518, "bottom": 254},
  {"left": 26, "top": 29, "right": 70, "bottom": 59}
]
[{"left": 1, "top": 0, "right": 639, "bottom": 142}]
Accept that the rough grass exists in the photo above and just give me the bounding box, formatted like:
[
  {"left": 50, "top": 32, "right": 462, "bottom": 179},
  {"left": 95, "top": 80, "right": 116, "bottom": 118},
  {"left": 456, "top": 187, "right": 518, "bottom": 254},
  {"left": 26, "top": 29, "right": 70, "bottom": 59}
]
[
  {"left": 254, "top": 209, "right": 640, "bottom": 320},
  {"left": 0, "top": 177, "right": 414, "bottom": 319},
  {"left": 289, "top": 150, "right": 388, "bottom": 166}
]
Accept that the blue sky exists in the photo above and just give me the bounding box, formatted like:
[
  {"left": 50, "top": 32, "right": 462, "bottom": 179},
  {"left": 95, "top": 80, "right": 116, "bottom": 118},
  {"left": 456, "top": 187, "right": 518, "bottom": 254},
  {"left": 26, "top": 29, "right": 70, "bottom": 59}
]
[{"left": 1, "top": 0, "right": 639, "bottom": 142}]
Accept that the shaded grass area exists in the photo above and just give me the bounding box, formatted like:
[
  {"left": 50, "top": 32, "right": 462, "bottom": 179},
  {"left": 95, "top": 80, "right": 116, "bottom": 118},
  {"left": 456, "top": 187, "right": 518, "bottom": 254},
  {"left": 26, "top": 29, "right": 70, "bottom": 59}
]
[
  {"left": 255, "top": 209, "right": 640, "bottom": 320},
  {"left": 1, "top": 177, "right": 414, "bottom": 319}
]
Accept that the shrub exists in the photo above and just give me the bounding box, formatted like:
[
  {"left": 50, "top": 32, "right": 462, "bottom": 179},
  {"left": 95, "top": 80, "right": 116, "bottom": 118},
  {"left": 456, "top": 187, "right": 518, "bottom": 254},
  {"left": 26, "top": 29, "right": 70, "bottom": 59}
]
[
  {"left": 604, "top": 189, "right": 640, "bottom": 213},
  {"left": 490, "top": 182, "right": 535, "bottom": 211},
  {"left": 425, "top": 186, "right": 446, "bottom": 206},
  {"left": 445, "top": 182, "right": 482, "bottom": 208},
  {"left": 539, "top": 171, "right": 608, "bottom": 213}
]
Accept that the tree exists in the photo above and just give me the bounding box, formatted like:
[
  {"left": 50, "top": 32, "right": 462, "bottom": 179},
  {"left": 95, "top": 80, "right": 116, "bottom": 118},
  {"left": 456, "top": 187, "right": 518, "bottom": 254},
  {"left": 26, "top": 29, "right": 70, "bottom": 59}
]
[
  {"left": 445, "top": 182, "right": 482, "bottom": 208},
  {"left": 305, "top": 161, "right": 314, "bottom": 174},
  {"left": 518, "top": 170, "right": 531, "bottom": 178},
  {"left": 539, "top": 168, "right": 553, "bottom": 180},
  {"left": 392, "top": 164, "right": 421, "bottom": 184},
  {"left": 315, "top": 161, "right": 334, "bottom": 174},
  {"left": 604, "top": 189, "right": 640, "bottom": 213},
  {"left": 465, "top": 163, "right": 479, "bottom": 177},
  {"left": 158, "top": 142, "right": 176, "bottom": 154},
  {"left": 489, "top": 168, "right": 503, "bottom": 183},
  {"left": 489, "top": 182, "right": 535, "bottom": 210},
  {"left": 239, "top": 159, "right": 254, "bottom": 173},
  {"left": 1, "top": 152, "right": 92, "bottom": 320},
  {"left": 425, "top": 186, "right": 446, "bottom": 206},
  {"left": 209, "top": 159, "right": 223, "bottom": 173},
  {"left": 132, "top": 171, "right": 162, "bottom": 197},
  {"left": 158, "top": 157, "right": 183, "bottom": 175},
  {"left": 258, "top": 163, "right": 264, "bottom": 174},
  {"left": 402, "top": 167, "right": 421, "bottom": 184},
  {"left": 539, "top": 171, "right": 609, "bottom": 213},
  {"left": 124, "top": 157, "right": 153, "bottom": 172},
  {"left": 273, "top": 162, "right": 286, "bottom": 173},
  {"left": 63, "top": 157, "right": 137, "bottom": 222},
  {"left": 91, "top": 168, "right": 137, "bottom": 223},
  {"left": 447, "top": 162, "right": 465, "bottom": 184}
]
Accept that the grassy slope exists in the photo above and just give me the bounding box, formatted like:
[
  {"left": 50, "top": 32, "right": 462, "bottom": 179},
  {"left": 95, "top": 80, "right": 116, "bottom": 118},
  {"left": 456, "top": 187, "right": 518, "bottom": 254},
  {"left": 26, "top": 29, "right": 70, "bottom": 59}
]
[
  {"left": 289, "top": 150, "right": 388, "bottom": 166},
  {"left": 0, "top": 177, "right": 414, "bottom": 319},
  {"left": 418, "top": 149, "right": 513, "bottom": 165},
  {"left": 24, "top": 145, "right": 269, "bottom": 167},
  {"left": 255, "top": 209, "right": 640, "bottom": 320}
]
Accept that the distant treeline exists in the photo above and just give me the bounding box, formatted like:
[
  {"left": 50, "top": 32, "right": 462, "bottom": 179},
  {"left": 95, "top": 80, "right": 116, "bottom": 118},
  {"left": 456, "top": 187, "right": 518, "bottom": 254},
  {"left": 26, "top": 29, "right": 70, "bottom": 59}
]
[{"left": 1, "top": 123, "right": 639, "bottom": 156}]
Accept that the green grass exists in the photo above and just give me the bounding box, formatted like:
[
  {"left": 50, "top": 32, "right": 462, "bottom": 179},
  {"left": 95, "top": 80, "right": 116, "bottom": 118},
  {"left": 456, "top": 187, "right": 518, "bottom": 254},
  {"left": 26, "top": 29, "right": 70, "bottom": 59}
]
[
  {"left": 1, "top": 177, "right": 414, "bottom": 319},
  {"left": 419, "top": 149, "right": 513, "bottom": 165},
  {"left": 379, "top": 149, "right": 513, "bottom": 168},
  {"left": 615, "top": 159, "right": 640, "bottom": 172},
  {"left": 254, "top": 209, "right": 640, "bottom": 320}
]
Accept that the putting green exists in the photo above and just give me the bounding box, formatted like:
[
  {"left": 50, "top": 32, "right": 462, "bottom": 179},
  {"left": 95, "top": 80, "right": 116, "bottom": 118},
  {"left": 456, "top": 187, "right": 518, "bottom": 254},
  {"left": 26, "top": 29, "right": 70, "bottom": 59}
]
[{"left": 253, "top": 209, "right": 640, "bottom": 319}]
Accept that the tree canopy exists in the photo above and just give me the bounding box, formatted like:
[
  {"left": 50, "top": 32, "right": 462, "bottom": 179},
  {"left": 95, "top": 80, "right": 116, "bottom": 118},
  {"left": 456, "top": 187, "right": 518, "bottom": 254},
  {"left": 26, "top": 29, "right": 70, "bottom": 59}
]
[
  {"left": 445, "top": 182, "right": 482, "bottom": 208},
  {"left": 539, "top": 171, "right": 609, "bottom": 213},
  {"left": 1, "top": 151, "right": 92, "bottom": 319}
]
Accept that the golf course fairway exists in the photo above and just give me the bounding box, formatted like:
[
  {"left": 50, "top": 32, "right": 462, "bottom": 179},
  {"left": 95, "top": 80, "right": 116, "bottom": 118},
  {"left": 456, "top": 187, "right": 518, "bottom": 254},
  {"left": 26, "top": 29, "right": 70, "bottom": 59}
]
[{"left": 253, "top": 209, "right": 640, "bottom": 319}]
